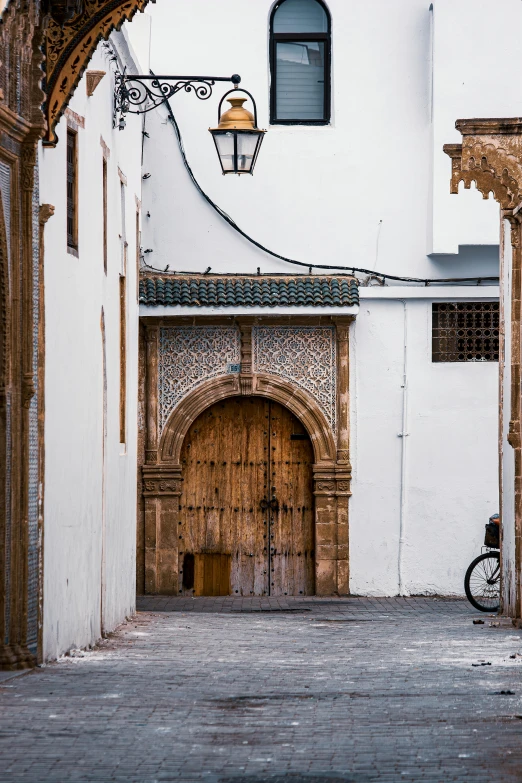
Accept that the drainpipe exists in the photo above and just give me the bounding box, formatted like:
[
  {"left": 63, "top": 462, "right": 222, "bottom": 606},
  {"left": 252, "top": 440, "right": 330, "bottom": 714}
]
[{"left": 396, "top": 299, "right": 409, "bottom": 595}]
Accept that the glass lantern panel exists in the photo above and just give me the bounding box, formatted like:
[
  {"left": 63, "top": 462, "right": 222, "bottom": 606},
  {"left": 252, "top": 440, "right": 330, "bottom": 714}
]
[
  {"left": 236, "top": 133, "right": 261, "bottom": 174},
  {"left": 275, "top": 41, "right": 325, "bottom": 120},
  {"left": 273, "top": 0, "right": 328, "bottom": 33},
  {"left": 213, "top": 132, "right": 236, "bottom": 172}
]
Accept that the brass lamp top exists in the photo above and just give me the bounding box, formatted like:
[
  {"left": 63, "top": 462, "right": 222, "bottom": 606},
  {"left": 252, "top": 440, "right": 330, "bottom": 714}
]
[{"left": 213, "top": 97, "right": 256, "bottom": 130}]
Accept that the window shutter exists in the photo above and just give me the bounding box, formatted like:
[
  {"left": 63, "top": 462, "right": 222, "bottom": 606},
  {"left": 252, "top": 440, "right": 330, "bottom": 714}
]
[{"left": 66, "top": 130, "right": 77, "bottom": 249}]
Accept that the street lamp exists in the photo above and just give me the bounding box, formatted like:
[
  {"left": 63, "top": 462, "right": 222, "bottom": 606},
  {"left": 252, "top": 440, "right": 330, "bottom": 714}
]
[
  {"left": 113, "top": 71, "right": 266, "bottom": 175},
  {"left": 209, "top": 89, "right": 266, "bottom": 175}
]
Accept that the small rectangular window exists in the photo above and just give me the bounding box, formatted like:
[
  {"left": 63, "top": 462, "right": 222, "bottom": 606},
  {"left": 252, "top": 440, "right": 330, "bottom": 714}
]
[
  {"left": 119, "top": 274, "right": 127, "bottom": 445},
  {"left": 119, "top": 181, "right": 127, "bottom": 446},
  {"left": 136, "top": 209, "right": 140, "bottom": 302},
  {"left": 432, "top": 302, "right": 499, "bottom": 363},
  {"left": 66, "top": 129, "right": 78, "bottom": 251},
  {"left": 102, "top": 157, "right": 108, "bottom": 274}
]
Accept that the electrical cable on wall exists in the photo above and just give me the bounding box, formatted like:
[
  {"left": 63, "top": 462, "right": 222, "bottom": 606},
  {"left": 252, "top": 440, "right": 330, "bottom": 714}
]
[{"left": 142, "top": 97, "right": 499, "bottom": 288}]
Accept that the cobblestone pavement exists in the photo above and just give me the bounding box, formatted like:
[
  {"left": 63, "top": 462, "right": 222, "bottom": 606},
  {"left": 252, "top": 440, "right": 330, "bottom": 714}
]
[{"left": 1, "top": 597, "right": 522, "bottom": 783}]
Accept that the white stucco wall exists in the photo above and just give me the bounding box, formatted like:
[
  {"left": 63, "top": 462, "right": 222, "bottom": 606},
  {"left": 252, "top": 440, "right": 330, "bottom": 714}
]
[
  {"left": 125, "top": 0, "right": 504, "bottom": 596},
  {"left": 125, "top": 0, "right": 522, "bottom": 276},
  {"left": 39, "top": 31, "right": 143, "bottom": 659},
  {"left": 350, "top": 291, "right": 499, "bottom": 596},
  {"left": 430, "top": 0, "right": 522, "bottom": 254}
]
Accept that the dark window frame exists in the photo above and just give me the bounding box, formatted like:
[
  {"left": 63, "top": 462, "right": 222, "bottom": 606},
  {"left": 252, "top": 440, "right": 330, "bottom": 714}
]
[
  {"left": 119, "top": 180, "right": 127, "bottom": 447},
  {"left": 66, "top": 128, "right": 78, "bottom": 253},
  {"left": 269, "top": 0, "right": 331, "bottom": 126}
]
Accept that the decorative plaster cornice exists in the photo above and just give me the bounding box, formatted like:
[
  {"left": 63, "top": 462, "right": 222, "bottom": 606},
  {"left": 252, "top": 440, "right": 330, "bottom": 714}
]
[
  {"left": 455, "top": 118, "right": 522, "bottom": 136},
  {"left": 86, "top": 69, "right": 105, "bottom": 96},
  {"left": 38, "top": 203, "right": 55, "bottom": 225},
  {"left": 444, "top": 118, "right": 522, "bottom": 210},
  {"left": 43, "top": 0, "right": 151, "bottom": 146},
  {"left": 65, "top": 107, "right": 85, "bottom": 129}
]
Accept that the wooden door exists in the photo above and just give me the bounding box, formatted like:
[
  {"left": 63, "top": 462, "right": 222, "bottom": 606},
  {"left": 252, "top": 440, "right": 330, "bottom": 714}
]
[
  {"left": 269, "top": 403, "right": 315, "bottom": 596},
  {"left": 194, "top": 554, "right": 232, "bottom": 597},
  {"left": 179, "top": 397, "right": 314, "bottom": 596}
]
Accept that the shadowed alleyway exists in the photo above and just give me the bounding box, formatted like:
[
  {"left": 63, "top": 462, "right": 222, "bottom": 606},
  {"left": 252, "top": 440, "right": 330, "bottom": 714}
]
[{"left": 1, "top": 597, "right": 521, "bottom": 782}]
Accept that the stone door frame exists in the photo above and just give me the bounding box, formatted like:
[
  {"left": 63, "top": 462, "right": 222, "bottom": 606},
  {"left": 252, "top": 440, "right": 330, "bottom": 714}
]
[{"left": 138, "top": 315, "right": 353, "bottom": 597}]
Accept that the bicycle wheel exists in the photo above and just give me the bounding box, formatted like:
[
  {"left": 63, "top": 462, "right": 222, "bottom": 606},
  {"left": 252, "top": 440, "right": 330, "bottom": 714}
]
[{"left": 464, "top": 551, "right": 500, "bottom": 612}]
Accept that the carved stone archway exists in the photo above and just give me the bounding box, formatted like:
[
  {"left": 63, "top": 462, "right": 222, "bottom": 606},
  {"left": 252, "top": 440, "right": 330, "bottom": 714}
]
[
  {"left": 445, "top": 119, "right": 522, "bottom": 621},
  {"left": 139, "top": 315, "right": 354, "bottom": 598},
  {"left": 159, "top": 374, "right": 337, "bottom": 466}
]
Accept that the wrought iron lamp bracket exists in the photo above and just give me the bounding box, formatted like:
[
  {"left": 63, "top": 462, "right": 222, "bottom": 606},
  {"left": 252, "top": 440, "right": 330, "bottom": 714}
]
[{"left": 113, "top": 69, "right": 241, "bottom": 129}]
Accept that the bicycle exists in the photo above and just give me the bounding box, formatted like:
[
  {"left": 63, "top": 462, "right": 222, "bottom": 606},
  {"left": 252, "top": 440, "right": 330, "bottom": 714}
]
[{"left": 464, "top": 514, "right": 500, "bottom": 613}]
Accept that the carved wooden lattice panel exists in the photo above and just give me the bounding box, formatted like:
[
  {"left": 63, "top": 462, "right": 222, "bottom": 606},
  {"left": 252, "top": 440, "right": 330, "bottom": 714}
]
[
  {"left": 253, "top": 326, "right": 336, "bottom": 433},
  {"left": 158, "top": 326, "right": 241, "bottom": 432}
]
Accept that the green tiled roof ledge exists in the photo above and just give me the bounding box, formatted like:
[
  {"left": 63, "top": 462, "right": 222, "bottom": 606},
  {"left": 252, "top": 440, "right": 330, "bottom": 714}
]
[{"left": 139, "top": 275, "right": 359, "bottom": 309}]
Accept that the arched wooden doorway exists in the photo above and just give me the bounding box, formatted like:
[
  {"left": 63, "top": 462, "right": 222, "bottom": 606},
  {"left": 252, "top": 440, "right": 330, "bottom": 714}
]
[{"left": 178, "top": 396, "right": 315, "bottom": 596}]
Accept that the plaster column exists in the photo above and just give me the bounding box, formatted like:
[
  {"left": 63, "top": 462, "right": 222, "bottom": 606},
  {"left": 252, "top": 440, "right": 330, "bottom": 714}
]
[{"left": 37, "top": 203, "right": 54, "bottom": 663}]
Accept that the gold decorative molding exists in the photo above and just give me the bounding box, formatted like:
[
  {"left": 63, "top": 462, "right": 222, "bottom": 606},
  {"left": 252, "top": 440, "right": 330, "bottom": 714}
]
[
  {"left": 43, "top": 0, "right": 151, "bottom": 146},
  {"left": 86, "top": 69, "right": 106, "bottom": 96}
]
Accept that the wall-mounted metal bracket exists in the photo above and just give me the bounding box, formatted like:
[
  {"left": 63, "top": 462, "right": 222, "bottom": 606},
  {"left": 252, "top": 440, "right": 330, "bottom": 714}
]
[{"left": 113, "top": 69, "right": 241, "bottom": 129}]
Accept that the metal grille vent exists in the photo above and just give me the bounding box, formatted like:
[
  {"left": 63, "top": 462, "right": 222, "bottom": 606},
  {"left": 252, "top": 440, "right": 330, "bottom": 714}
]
[{"left": 432, "top": 302, "right": 499, "bottom": 363}]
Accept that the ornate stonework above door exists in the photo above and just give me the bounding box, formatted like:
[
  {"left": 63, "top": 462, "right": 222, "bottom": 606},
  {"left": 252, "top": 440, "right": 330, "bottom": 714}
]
[{"left": 138, "top": 314, "right": 354, "bottom": 598}]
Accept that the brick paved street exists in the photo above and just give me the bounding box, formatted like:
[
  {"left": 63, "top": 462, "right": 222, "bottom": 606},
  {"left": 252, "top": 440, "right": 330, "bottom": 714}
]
[{"left": 1, "top": 597, "right": 522, "bottom": 782}]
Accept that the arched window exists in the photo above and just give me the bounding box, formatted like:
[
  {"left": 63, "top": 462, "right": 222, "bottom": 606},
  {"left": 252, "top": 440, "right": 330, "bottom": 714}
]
[{"left": 270, "top": 0, "right": 331, "bottom": 125}]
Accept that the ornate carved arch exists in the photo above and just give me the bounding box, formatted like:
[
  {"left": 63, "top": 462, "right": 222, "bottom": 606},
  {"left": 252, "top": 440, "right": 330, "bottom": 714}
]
[
  {"left": 159, "top": 373, "right": 337, "bottom": 467},
  {"left": 142, "top": 370, "right": 349, "bottom": 597},
  {"left": 43, "top": 0, "right": 152, "bottom": 146}
]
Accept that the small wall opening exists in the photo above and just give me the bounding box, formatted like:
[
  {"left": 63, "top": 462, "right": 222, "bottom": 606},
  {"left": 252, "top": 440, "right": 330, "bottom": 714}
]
[{"left": 182, "top": 553, "right": 195, "bottom": 590}]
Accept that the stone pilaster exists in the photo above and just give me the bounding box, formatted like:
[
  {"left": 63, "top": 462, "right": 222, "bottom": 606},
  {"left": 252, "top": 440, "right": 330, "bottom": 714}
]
[
  {"left": 142, "top": 466, "right": 183, "bottom": 594},
  {"left": 145, "top": 326, "right": 159, "bottom": 465}
]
